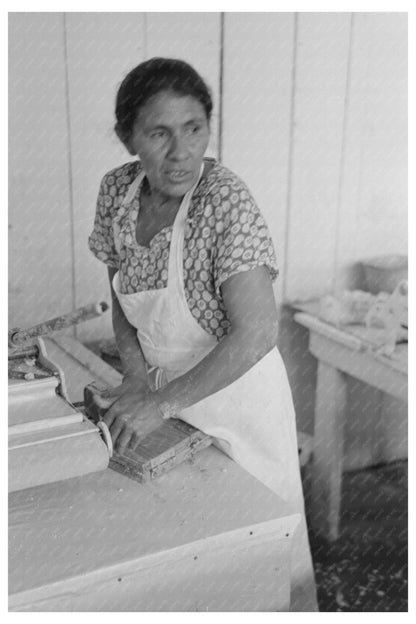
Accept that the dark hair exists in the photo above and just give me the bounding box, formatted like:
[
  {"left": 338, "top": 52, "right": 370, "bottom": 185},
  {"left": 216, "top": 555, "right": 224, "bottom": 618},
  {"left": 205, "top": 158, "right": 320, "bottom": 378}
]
[{"left": 115, "top": 57, "right": 213, "bottom": 142}]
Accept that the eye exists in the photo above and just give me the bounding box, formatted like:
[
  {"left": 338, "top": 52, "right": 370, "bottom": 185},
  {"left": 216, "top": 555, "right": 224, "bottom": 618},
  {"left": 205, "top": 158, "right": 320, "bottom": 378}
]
[
  {"left": 186, "top": 125, "right": 201, "bottom": 136},
  {"left": 150, "top": 130, "right": 167, "bottom": 140}
]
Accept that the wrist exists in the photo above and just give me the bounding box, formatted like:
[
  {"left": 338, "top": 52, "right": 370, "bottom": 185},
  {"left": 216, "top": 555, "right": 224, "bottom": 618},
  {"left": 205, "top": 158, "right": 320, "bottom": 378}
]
[
  {"left": 119, "top": 353, "right": 147, "bottom": 377},
  {"left": 151, "top": 391, "right": 176, "bottom": 420},
  {"left": 122, "top": 371, "right": 149, "bottom": 389}
]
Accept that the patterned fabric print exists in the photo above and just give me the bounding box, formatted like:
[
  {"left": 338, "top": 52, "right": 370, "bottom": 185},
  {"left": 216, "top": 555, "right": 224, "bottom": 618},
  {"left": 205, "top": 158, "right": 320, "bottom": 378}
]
[{"left": 88, "top": 159, "right": 279, "bottom": 340}]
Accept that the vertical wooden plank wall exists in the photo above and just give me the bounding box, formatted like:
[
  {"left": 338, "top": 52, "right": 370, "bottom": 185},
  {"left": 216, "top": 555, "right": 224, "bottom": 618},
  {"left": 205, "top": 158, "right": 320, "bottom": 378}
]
[
  {"left": 351, "top": 13, "right": 407, "bottom": 261},
  {"left": 9, "top": 12, "right": 407, "bottom": 330},
  {"left": 8, "top": 13, "right": 73, "bottom": 328},
  {"left": 221, "top": 13, "right": 294, "bottom": 306},
  {"left": 285, "top": 13, "right": 351, "bottom": 301},
  {"left": 65, "top": 13, "right": 147, "bottom": 341},
  {"left": 335, "top": 12, "right": 408, "bottom": 291}
]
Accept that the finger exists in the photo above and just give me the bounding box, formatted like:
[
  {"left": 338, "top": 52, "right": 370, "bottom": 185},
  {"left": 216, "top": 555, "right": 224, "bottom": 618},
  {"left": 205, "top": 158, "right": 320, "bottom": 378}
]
[
  {"left": 128, "top": 431, "right": 141, "bottom": 452},
  {"left": 117, "top": 429, "right": 134, "bottom": 455},
  {"left": 109, "top": 418, "right": 126, "bottom": 449},
  {"left": 94, "top": 393, "right": 117, "bottom": 410},
  {"left": 103, "top": 409, "right": 116, "bottom": 429},
  {"left": 103, "top": 400, "right": 123, "bottom": 428}
]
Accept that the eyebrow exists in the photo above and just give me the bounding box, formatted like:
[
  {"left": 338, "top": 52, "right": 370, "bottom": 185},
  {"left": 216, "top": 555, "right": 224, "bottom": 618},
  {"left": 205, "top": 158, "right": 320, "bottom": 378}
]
[
  {"left": 184, "top": 117, "right": 206, "bottom": 125},
  {"left": 146, "top": 117, "right": 206, "bottom": 131}
]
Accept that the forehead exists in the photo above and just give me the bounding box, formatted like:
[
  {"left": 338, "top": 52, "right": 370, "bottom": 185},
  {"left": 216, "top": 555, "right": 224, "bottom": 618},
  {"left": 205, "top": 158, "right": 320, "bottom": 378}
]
[{"left": 135, "top": 91, "right": 207, "bottom": 128}]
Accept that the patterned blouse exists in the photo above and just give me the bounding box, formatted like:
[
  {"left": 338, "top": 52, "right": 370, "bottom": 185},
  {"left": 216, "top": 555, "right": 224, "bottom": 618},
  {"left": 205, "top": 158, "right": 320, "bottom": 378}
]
[{"left": 88, "top": 158, "right": 278, "bottom": 340}]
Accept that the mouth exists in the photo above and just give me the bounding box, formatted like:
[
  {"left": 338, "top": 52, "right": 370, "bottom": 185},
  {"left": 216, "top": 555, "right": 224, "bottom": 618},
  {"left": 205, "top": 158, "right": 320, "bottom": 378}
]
[{"left": 164, "top": 170, "right": 193, "bottom": 183}]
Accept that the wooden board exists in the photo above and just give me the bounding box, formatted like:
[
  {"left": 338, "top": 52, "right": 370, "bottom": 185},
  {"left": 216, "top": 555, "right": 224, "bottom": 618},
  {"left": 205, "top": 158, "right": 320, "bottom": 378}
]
[{"left": 110, "top": 423, "right": 212, "bottom": 482}]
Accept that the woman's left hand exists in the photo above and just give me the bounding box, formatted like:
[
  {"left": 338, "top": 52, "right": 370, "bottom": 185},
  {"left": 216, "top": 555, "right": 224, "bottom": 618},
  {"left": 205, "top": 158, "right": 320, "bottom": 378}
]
[{"left": 102, "top": 387, "right": 164, "bottom": 454}]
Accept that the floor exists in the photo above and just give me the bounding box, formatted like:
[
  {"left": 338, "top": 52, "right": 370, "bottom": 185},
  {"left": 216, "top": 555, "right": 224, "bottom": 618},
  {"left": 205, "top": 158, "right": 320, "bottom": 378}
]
[
  {"left": 88, "top": 340, "right": 408, "bottom": 613},
  {"left": 306, "top": 460, "right": 408, "bottom": 612}
]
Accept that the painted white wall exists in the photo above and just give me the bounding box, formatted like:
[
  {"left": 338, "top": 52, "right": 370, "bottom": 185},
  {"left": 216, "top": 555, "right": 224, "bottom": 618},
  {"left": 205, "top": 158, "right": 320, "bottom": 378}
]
[
  {"left": 335, "top": 13, "right": 408, "bottom": 291},
  {"left": 9, "top": 12, "right": 407, "bottom": 467},
  {"left": 285, "top": 12, "right": 352, "bottom": 300},
  {"left": 65, "top": 12, "right": 147, "bottom": 340},
  {"left": 221, "top": 12, "right": 295, "bottom": 307},
  {"left": 9, "top": 13, "right": 73, "bottom": 326}
]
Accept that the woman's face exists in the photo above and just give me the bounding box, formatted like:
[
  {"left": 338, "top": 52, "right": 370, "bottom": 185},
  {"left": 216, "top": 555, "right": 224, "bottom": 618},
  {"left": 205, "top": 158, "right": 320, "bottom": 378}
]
[{"left": 127, "top": 90, "right": 210, "bottom": 199}]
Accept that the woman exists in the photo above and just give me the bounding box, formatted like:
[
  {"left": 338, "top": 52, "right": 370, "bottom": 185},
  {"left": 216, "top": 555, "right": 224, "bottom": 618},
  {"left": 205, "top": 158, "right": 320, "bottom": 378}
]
[{"left": 89, "top": 57, "right": 317, "bottom": 611}]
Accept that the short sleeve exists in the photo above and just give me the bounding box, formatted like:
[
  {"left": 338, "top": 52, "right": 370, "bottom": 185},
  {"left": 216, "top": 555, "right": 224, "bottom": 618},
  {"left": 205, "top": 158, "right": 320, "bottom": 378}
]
[
  {"left": 88, "top": 174, "right": 119, "bottom": 268},
  {"left": 211, "top": 180, "right": 279, "bottom": 294}
]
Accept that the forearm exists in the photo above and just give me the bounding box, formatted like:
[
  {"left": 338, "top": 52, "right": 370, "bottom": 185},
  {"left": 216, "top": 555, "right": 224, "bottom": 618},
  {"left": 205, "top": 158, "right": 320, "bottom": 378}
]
[
  {"left": 108, "top": 268, "right": 148, "bottom": 382},
  {"left": 111, "top": 298, "right": 148, "bottom": 378},
  {"left": 153, "top": 327, "right": 276, "bottom": 416}
]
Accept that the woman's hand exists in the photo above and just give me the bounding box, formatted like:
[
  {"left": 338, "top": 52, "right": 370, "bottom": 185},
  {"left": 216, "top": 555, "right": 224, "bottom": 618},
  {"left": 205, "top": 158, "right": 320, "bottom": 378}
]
[{"left": 102, "top": 384, "right": 164, "bottom": 454}]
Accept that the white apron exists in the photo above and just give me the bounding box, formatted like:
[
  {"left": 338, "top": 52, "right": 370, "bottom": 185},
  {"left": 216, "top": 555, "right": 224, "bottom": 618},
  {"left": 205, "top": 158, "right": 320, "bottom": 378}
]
[{"left": 112, "top": 168, "right": 318, "bottom": 611}]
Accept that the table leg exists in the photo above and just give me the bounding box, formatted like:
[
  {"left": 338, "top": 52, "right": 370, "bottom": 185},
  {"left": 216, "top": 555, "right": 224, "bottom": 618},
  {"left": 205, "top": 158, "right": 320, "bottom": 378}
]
[{"left": 310, "top": 360, "right": 348, "bottom": 541}]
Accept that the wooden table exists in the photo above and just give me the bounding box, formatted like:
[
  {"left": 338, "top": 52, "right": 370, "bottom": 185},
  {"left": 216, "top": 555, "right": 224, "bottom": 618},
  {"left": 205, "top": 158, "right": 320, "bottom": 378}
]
[
  {"left": 9, "top": 335, "right": 299, "bottom": 612},
  {"left": 294, "top": 306, "right": 407, "bottom": 541}
]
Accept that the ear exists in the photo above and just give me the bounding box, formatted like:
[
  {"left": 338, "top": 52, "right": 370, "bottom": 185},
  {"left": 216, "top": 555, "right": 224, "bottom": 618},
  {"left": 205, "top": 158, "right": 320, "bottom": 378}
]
[{"left": 115, "top": 126, "right": 136, "bottom": 156}]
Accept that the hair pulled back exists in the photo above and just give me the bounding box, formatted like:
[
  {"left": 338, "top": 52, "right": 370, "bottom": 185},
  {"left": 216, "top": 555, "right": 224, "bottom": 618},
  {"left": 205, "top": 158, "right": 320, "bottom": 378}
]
[{"left": 115, "top": 57, "right": 213, "bottom": 142}]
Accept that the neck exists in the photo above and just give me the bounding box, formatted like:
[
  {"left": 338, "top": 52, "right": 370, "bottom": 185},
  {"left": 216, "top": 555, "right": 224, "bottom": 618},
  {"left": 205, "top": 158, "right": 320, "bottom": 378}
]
[
  {"left": 142, "top": 179, "right": 175, "bottom": 209},
  {"left": 142, "top": 178, "right": 180, "bottom": 212}
]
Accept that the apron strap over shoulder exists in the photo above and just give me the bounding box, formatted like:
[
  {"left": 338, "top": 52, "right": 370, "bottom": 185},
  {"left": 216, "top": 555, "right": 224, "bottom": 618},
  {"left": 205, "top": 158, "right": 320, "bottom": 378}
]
[
  {"left": 123, "top": 170, "right": 145, "bottom": 206},
  {"left": 112, "top": 169, "right": 145, "bottom": 255}
]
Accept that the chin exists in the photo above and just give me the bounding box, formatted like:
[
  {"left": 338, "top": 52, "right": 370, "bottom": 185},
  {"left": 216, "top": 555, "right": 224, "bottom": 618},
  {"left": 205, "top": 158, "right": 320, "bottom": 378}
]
[{"left": 163, "top": 177, "right": 198, "bottom": 197}]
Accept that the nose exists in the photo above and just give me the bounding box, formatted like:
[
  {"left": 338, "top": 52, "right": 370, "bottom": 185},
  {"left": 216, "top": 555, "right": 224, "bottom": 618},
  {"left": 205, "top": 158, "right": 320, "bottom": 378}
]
[{"left": 167, "top": 133, "right": 190, "bottom": 161}]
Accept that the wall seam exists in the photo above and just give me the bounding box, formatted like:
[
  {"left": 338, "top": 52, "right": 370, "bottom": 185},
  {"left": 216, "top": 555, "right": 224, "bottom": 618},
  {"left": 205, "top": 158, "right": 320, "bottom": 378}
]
[
  {"left": 281, "top": 12, "right": 298, "bottom": 303},
  {"left": 143, "top": 12, "right": 148, "bottom": 58},
  {"left": 332, "top": 12, "right": 355, "bottom": 293},
  {"left": 62, "top": 13, "right": 77, "bottom": 336},
  {"left": 218, "top": 12, "right": 225, "bottom": 163}
]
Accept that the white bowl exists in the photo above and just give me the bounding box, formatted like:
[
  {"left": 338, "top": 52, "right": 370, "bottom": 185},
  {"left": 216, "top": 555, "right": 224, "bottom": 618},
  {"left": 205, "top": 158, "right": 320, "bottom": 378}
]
[{"left": 362, "top": 254, "right": 408, "bottom": 294}]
